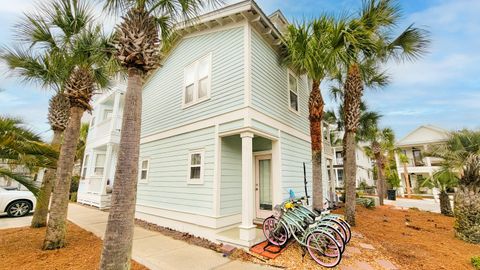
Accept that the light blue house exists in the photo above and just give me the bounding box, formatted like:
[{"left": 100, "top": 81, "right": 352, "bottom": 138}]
[{"left": 78, "top": 0, "right": 334, "bottom": 248}]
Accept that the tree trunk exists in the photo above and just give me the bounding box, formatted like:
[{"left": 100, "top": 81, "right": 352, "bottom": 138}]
[
  {"left": 343, "top": 64, "right": 363, "bottom": 226},
  {"left": 374, "top": 151, "right": 385, "bottom": 206},
  {"left": 454, "top": 185, "right": 480, "bottom": 243},
  {"left": 403, "top": 163, "right": 411, "bottom": 197},
  {"left": 439, "top": 190, "right": 452, "bottom": 216},
  {"left": 309, "top": 80, "right": 324, "bottom": 211},
  {"left": 100, "top": 68, "right": 142, "bottom": 270},
  {"left": 344, "top": 131, "right": 357, "bottom": 225},
  {"left": 31, "top": 129, "right": 62, "bottom": 228},
  {"left": 43, "top": 107, "right": 84, "bottom": 250}
]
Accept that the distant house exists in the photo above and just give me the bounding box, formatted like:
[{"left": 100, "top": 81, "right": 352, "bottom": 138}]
[
  {"left": 394, "top": 125, "right": 449, "bottom": 195},
  {"left": 77, "top": 0, "right": 336, "bottom": 248}
]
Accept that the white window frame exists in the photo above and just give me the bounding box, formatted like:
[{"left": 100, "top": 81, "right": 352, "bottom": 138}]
[
  {"left": 81, "top": 154, "right": 89, "bottom": 179},
  {"left": 94, "top": 153, "right": 106, "bottom": 176},
  {"left": 138, "top": 158, "right": 150, "bottom": 184},
  {"left": 187, "top": 150, "right": 205, "bottom": 185},
  {"left": 182, "top": 53, "right": 212, "bottom": 108},
  {"left": 90, "top": 116, "right": 96, "bottom": 128},
  {"left": 287, "top": 70, "right": 300, "bottom": 114},
  {"left": 102, "top": 109, "right": 113, "bottom": 121}
]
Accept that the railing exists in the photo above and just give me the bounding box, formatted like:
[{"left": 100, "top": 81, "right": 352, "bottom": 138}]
[
  {"left": 336, "top": 158, "right": 343, "bottom": 165},
  {"left": 87, "top": 176, "right": 103, "bottom": 194}
]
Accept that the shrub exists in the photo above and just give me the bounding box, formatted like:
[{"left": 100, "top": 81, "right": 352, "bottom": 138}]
[
  {"left": 387, "top": 174, "right": 401, "bottom": 189},
  {"left": 70, "top": 192, "right": 77, "bottom": 202},
  {"left": 70, "top": 175, "right": 80, "bottom": 193},
  {"left": 472, "top": 256, "right": 480, "bottom": 270},
  {"left": 357, "top": 197, "right": 375, "bottom": 209}
]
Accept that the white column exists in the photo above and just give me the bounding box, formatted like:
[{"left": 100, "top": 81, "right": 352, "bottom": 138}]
[
  {"left": 100, "top": 144, "right": 114, "bottom": 195},
  {"left": 239, "top": 132, "right": 256, "bottom": 242}
]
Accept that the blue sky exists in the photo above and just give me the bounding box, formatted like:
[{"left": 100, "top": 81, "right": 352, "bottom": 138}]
[{"left": 0, "top": 0, "right": 479, "bottom": 141}]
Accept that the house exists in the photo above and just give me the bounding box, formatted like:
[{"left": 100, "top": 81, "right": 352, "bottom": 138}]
[
  {"left": 0, "top": 162, "right": 45, "bottom": 190},
  {"left": 327, "top": 128, "right": 375, "bottom": 190},
  {"left": 394, "top": 125, "right": 449, "bottom": 195},
  {"left": 77, "top": 0, "right": 335, "bottom": 248}
]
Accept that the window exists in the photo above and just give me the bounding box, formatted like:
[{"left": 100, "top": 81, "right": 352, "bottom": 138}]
[
  {"left": 183, "top": 54, "right": 211, "bottom": 106},
  {"left": 90, "top": 116, "right": 96, "bottom": 127},
  {"left": 139, "top": 159, "right": 149, "bottom": 183},
  {"left": 103, "top": 109, "right": 113, "bottom": 121},
  {"left": 187, "top": 151, "right": 204, "bottom": 184},
  {"left": 94, "top": 154, "right": 106, "bottom": 176},
  {"left": 288, "top": 72, "right": 299, "bottom": 112},
  {"left": 82, "top": 154, "right": 89, "bottom": 179},
  {"left": 337, "top": 169, "right": 344, "bottom": 183}
]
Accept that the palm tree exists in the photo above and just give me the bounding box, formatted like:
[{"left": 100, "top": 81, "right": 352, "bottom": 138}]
[
  {"left": 0, "top": 116, "right": 58, "bottom": 195},
  {"left": 399, "top": 153, "right": 412, "bottom": 198},
  {"left": 430, "top": 130, "right": 480, "bottom": 243},
  {"left": 420, "top": 166, "right": 457, "bottom": 216},
  {"left": 281, "top": 17, "right": 341, "bottom": 211},
  {"left": 99, "top": 1, "right": 219, "bottom": 268},
  {"left": 76, "top": 123, "right": 89, "bottom": 170},
  {"left": 335, "top": 0, "right": 429, "bottom": 225}
]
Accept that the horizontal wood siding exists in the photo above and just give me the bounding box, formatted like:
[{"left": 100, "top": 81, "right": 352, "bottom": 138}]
[
  {"left": 142, "top": 27, "right": 244, "bottom": 136},
  {"left": 251, "top": 30, "right": 310, "bottom": 135},
  {"left": 219, "top": 119, "right": 244, "bottom": 133},
  {"left": 220, "top": 135, "right": 242, "bottom": 216},
  {"left": 138, "top": 127, "right": 215, "bottom": 216},
  {"left": 280, "top": 132, "right": 312, "bottom": 200},
  {"left": 251, "top": 119, "right": 278, "bottom": 137}
]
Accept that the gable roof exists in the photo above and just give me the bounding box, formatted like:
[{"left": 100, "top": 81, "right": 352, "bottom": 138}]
[{"left": 396, "top": 125, "right": 449, "bottom": 147}]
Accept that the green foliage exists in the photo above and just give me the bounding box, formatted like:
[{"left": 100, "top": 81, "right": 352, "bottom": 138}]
[
  {"left": 357, "top": 197, "right": 375, "bottom": 209},
  {"left": 387, "top": 173, "right": 401, "bottom": 189},
  {"left": 70, "top": 192, "right": 77, "bottom": 203},
  {"left": 472, "top": 256, "right": 480, "bottom": 270},
  {"left": 420, "top": 167, "right": 458, "bottom": 192},
  {"left": 358, "top": 181, "right": 369, "bottom": 191},
  {"left": 70, "top": 175, "right": 80, "bottom": 194}
]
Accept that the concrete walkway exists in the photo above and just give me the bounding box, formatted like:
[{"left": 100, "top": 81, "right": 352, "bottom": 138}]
[
  {"left": 384, "top": 198, "right": 441, "bottom": 213},
  {"left": 67, "top": 203, "right": 273, "bottom": 270}
]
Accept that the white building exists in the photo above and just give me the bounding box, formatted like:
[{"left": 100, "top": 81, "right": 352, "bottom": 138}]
[{"left": 394, "top": 125, "right": 449, "bottom": 195}]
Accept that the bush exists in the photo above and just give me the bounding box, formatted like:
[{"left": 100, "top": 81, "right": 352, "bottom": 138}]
[
  {"left": 70, "top": 175, "right": 80, "bottom": 193},
  {"left": 387, "top": 174, "right": 401, "bottom": 189},
  {"left": 357, "top": 197, "right": 375, "bottom": 209},
  {"left": 472, "top": 256, "right": 480, "bottom": 270},
  {"left": 70, "top": 192, "right": 77, "bottom": 202}
]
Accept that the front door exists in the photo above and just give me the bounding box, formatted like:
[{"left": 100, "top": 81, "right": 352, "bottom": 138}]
[{"left": 255, "top": 154, "right": 273, "bottom": 219}]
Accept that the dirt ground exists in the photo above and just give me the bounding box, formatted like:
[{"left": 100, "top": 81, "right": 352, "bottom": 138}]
[
  {"left": 0, "top": 222, "right": 148, "bottom": 270},
  {"left": 345, "top": 205, "right": 480, "bottom": 270}
]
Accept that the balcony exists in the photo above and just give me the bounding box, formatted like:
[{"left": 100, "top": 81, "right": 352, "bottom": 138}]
[
  {"left": 87, "top": 116, "right": 122, "bottom": 148},
  {"left": 336, "top": 158, "right": 343, "bottom": 165}
]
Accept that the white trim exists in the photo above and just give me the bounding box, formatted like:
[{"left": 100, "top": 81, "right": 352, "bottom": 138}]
[
  {"left": 272, "top": 132, "right": 282, "bottom": 206},
  {"left": 182, "top": 53, "right": 212, "bottom": 108},
  {"left": 287, "top": 70, "right": 300, "bottom": 115},
  {"left": 187, "top": 149, "right": 205, "bottom": 185},
  {"left": 219, "top": 127, "right": 278, "bottom": 141},
  {"left": 213, "top": 125, "right": 221, "bottom": 216},
  {"left": 138, "top": 158, "right": 150, "bottom": 184},
  {"left": 243, "top": 21, "right": 252, "bottom": 107},
  {"left": 182, "top": 22, "right": 245, "bottom": 40},
  {"left": 254, "top": 153, "right": 273, "bottom": 219},
  {"left": 93, "top": 153, "right": 106, "bottom": 176}
]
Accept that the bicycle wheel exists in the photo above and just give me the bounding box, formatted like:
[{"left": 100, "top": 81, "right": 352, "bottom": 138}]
[
  {"left": 323, "top": 218, "right": 347, "bottom": 243},
  {"left": 263, "top": 216, "right": 289, "bottom": 246},
  {"left": 316, "top": 223, "right": 345, "bottom": 253},
  {"left": 337, "top": 219, "right": 351, "bottom": 243},
  {"left": 306, "top": 231, "right": 342, "bottom": 268}
]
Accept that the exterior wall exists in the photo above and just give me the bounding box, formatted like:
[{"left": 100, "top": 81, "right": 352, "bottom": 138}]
[
  {"left": 141, "top": 26, "right": 245, "bottom": 137},
  {"left": 138, "top": 127, "right": 216, "bottom": 216},
  {"left": 332, "top": 145, "right": 374, "bottom": 187},
  {"left": 280, "top": 132, "right": 314, "bottom": 200},
  {"left": 220, "top": 135, "right": 242, "bottom": 216},
  {"left": 250, "top": 30, "right": 310, "bottom": 135}
]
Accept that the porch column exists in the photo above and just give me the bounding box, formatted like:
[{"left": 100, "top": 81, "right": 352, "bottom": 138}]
[
  {"left": 328, "top": 158, "right": 336, "bottom": 203},
  {"left": 239, "top": 132, "right": 256, "bottom": 242},
  {"left": 100, "top": 143, "right": 114, "bottom": 195}
]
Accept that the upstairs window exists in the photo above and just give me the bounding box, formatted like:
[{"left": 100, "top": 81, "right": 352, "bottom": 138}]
[
  {"left": 82, "top": 154, "right": 89, "bottom": 179},
  {"left": 103, "top": 109, "right": 113, "bottom": 121},
  {"left": 187, "top": 150, "right": 204, "bottom": 184},
  {"left": 288, "top": 72, "right": 299, "bottom": 112},
  {"left": 94, "top": 154, "right": 106, "bottom": 176},
  {"left": 184, "top": 54, "right": 211, "bottom": 107},
  {"left": 139, "top": 159, "right": 149, "bottom": 183}
]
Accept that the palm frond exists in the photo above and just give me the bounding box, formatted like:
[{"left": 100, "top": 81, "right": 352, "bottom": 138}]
[{"left": 0, "top": 168, "right": 39, "bottom": 197}]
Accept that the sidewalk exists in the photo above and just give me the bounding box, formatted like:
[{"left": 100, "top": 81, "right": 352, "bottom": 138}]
[
  {"left": 67, "top": 203, "right": 273, "bottom": 270},
  {"left": 384, "top": 197, "right": 441, "bottom": 213}
]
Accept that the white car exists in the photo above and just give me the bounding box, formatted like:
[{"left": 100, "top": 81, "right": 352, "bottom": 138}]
[{"left": 0, "top": 187, "right": 36, "bottom": 217}]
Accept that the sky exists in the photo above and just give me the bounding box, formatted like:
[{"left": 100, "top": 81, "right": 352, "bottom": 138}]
[{"left": 0, "top": 0, "right": 479, "bottom": 141}]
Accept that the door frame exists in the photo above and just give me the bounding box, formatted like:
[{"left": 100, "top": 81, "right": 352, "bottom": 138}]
[{"left": 254, "top": 151, "right": 273, "bottom": 219}]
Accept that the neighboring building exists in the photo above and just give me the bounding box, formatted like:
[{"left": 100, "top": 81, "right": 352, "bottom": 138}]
[
  {"left": 0, "top": 163, "right": 45, "bottom": 190},
  {"left": 327, "top": 128, "right": 375, "bottom": 190},
  {"left": 78, "top": 1, "right": 335, "bottom": 248},
  {"left": 394, "top": 125, "right": 449, "bottom": 194}
]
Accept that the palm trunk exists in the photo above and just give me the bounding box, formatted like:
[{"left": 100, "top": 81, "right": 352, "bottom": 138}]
[
  {"left": 31, "top": 129, "right": 62, "bottom": 228},
  {"left": 343, "top": 64, "right": 363, "bottom": 226},
  {"left": 309, "top": 80, "right": 324, "bottom": 211},
  {"left": 403, "top": 163, "right": 411, "bottom": 197},
  {"left": 100, "top": 68, "right": 142, "bottom": 270},
  {"left": 374, "top": 148, "right": 385, "bottom": 206},
  {"left": 43, "top": 107, "right": 84, "bottom": 250},
  {"left": 439, "top": 190, "right": 452, "bottom": 216},
  {"left": 454, "top": 185, "right": 480, "bottom": 243}
]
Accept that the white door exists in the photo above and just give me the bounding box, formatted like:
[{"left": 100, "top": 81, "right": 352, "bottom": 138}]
[{"left": 255, "top": 154, "right": 273, "bottom": 219}]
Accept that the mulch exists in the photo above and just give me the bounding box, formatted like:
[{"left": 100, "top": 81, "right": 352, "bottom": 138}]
[{"left": 0, "top": 222, "right": 148, "bottom": 270}]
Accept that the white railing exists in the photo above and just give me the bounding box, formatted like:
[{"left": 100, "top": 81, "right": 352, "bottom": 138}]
[
  {"left": 336, "top": 158, "right": 343, "bottom": 165},
  {"left": 87, "top": 176, "right": 103, "bottom": 194}
]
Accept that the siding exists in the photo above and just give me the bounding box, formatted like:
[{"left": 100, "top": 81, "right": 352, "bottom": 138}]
[
  {"left": 219, "top": 119, "right": 244, "bottom": 133},
  {"left": 280, "top": 132, "right": 313, "bottom": 200},
  {"left": 251, "top": 30, "right": 310, "bottom": 135},
  {"left": 142, "top": 27, "right": 245, "bottom": 136},
  {"left": 220, "top": 135, "right": 242, "bottom": 216},
  {"left": 137, "top": 127, "right": 215, "bottom": 216}
]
